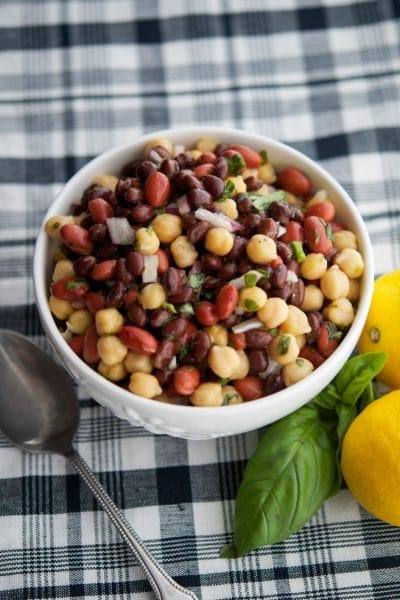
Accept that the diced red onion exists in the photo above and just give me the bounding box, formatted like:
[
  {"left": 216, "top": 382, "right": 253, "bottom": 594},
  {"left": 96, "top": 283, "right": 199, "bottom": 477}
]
[
  {"left": 194, "top": 208, "right": 235, "bottom": 231},
  {"left": 232, "top": 318, "right": 264, "bottom": 334},
  {"left": 177, "top": 195, "right": 191, "bottom": 215},
  {"left": 286, "top": 270, "right": 298, "bottom": 283},
  {"left": 168, "top": 356, "right": 177, "bottom": 370},
  {"left": 278, "top": 225, "right": 287, "bottom": 238},
  {"left": 261, "top": 360, "right": 281, "bottom": 378},
  {"left": 230, "top": 270, "right": 263, "bottom": 290},
  {"left": 142, "top": 255, "right": 159, "bottom": 283},
  {"left": 213, "top": 208, "right": 243, "bottom": 232},
  {"left": 106, "top": 217, "right": 135, "bottom": 245}
]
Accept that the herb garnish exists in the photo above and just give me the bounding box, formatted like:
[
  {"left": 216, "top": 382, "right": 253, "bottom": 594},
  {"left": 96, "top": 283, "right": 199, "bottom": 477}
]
[
  {"left": 259, "top": 149, "right": 268, "bottom": 165},
  {"left": 325, "top": 222, "right": 334, "bottom": 241},
  {"left": 154, "top": 207, "right": 166, "bottom": 215},
  {"left": 244, "top": 273, "right": 258, "bottom": 288},
  {"left": 187, "top": 272, "right": 206, "bottom": 294},
  {"left": 217, "top": 180, "right": 235, "bottom": 201},
  {"left": 162, "top": 302, "right": 177, "bottom": 314},
  {"left": 256, "top": 268, "right": 270, "bottom": 285},
  {"left": 178, "top": 344, "right": 190, "bottom": 361},
  {"left": 290, "top": 241, "right": 306, "bottom": 263},
  {"left": 179, "top": 303, "right": 194, "bottom": 315},
  {"left": 223, "top": 392, "right": 238, "bottom": 406},
  {"left": 65, "top": 279, "right": 86, "bottom": 290},
  {"left": 248, "top": 191, "right": 287, "bottom": 211},
  {"left": 226, "top": 153, "right": 245, "bottom": 175},
  {"left": 327, "top": 321, "right": 343, "bottom": 341},
  {"left": 277, "top": 334, "right": 290, "bottom": 355},
  {"left": 244, "top": 299, "right": 260, "bottom": 312}
]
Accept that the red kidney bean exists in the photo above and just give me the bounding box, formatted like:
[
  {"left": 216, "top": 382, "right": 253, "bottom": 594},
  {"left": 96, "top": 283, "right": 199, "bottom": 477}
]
[
  {"left": 267, "top": 201, "right": 293, "bottom": 224},
  {"left": 280, "top": 221, "right": 304, "bottom": 243},
  {"left": 193, "top": 163, "right": 215, "bottom": 178},
  {"left": 163, "top": 267, "right": 183, "bottom": 296},
  {"left": 234, "top": 376, "right": 264, "bottom": 401},
  {"left": 271, "top": 264, "right": 287, "bottom": 289},
  {"left": 192, "top": 331, "right": 212, "bottom": 362},
  {"left": 69, "top": 335, "right": 84, "bottom": 357},
  {"left": 214, "top": 157, "right": 229, "bottom": 180},
  {"left": 229, "top": 331, "right": 246, "bottom": 350},
  {"left": 119, "top": 326, "right": 158, "bottom": 355},
  {"left": 245, "top": 329, "right": 273, "bottom": 349},
  {"left": 215, "top": 284, "right": 239, "bottom": 320},
  {"left": 276, "top": 241, "right": 293, "bottom": 261},
  {"left": 183, "top": 174, "right": 202, "bottom": 192},
  {"left": 174, "top": 366, "right": 201, "bottom": 396},
  {"left": 163, "top": 316, "right": 188, "bottom": 340},
  {"left": 126, "top": 251, "right": 144, "bottom": 276},
  {"left": 187, "top": 220, "right": 210, "bottom": 244},
  {"left": 115, "top": 258, "right": 132, "bottom": 284},
  {"left": 83, "top": 184, "right": 115, "bottom": 208},
  {"left": 83, "top": 324, "right": 100, "bottom": 364},
  {"left": 106, "top": 282, "right": 125, "bottom": 308},
  {"left": 88, "top": 198, "right": 113, "bottom": 224},
  {"left": 230, "top": 144, "right": 262, "bottom": 168},
  {"left": 195, "top": 301, "right": 218, "bottom": 326},
  {"left": 219, "top": 262, "right": 238, "bottom": 280},
  {"left": 187, "top": 188, "right": 212, "bottom": 209},
  {"left": 127, "top": 302, "right": 148, "bottom": 327},
  {"left": 264, "top": 373, "right": 285, "bottom": 395},
  {"left": 201, "top": 253, "right": 223, "bottom": 272},
  {"left": 136, "top": 160, "right": 157, "bottom": 181},
  {"left": 278, "top": 167, "right": 311, "bottom": 196},
  {"left": 269, "top": 283, "right": 292, "bottom": 301},
  {"left": 271, "top": 256, "right": 283, "bottom": 269},
  {"left": 123, "top": 289, "right": 138, "bottom": 311},
  {"left": 304, "top": 216, "right": 332, "bottom": 255},
  {"left": 317, "top": 321, "right": 339, "bottom": 357},
  {"left": 240, "top": 213, "right": 261, "bottom": 236},
  {"left": 154, "top": 368, "right": 173, "bottom": 387},
  {"left": 305, "top": 201, "right": 335, "bottom": 222},
  {"left": 153, "top": 339, "right": 177, "bottom": 369},
  {"left": 237, "top": 195, "right": 253, "bottom": 215},
  {"left": 202, "top": 175, "right": 225, "bottom": 198},
  {"left": 226, "top": 236, "right": 247, "bottom": 260},
  {"left": 52, "top": 277, "right": 89, "bottom": 301},
  {"left": 248, "top": 349, "right": 269, "bottom": 374},
  {"left": 73, "top": 255, "right": 96, "bottom": 277},
  {"left": 286, "top": 259, "right": 300, "bottom": 275},
  {"left": 160, "top": 158, "right": 179, "bottom": 179},
  {"left": 61, "top": 224, "right": 94, "bottom": 255},
  {"left": 89, "top": 223, "right": 107, "bottom": 243},
  {"left": 245, "top": 176, "right": 263, "bottom": 192},
  {"left": 289, "top": 279, "right": 305, "bottom": 307},
  {"left": 155, "top": 249, "right": 169, "bottom": 273},
  {"left": 168, "top": 286, "right": 195, "bottom": 304},
  {"left": 150, "top": 308, "right": 171, "bottom": 328},
  {"left": 199, "top": 152, "right": 217, "bottom": 164},
  {"left": 131, "top": 204, "right": 154, "bottom": 224},
  {"left": 96, "top": 242, "right": 119, "bottom": 261},
  {"left": 299, "top": 345, "right": 325, "bottom": 368},
  {"left": 257, "top": 217, "right": 279, "bottom": 239},
  {"left": 85, "top": 291, "right": 107, "bottom": 313},
  {"left": 144, "top": 171, "right": 170, "bottom": 208},
  {"left": 120, "top": 160, "right": 142, "bottom": 178},
  {"left": 91, "top": 259, "right": 117, "bottom": 281}
]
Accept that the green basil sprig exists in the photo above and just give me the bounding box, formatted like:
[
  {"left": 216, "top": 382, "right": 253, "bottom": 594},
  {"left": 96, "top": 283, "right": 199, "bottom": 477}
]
[{"left": 221, "top": 352, "right": 387, "bottom": 558}]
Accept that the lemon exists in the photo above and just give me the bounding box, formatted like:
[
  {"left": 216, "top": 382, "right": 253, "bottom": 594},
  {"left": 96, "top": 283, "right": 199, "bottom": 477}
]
[
  {"left": 358, "top": 269, "right": 400, "bottom": 388},
  {"left": 341, "top": 391, "right": 400, "bottom": 526}
]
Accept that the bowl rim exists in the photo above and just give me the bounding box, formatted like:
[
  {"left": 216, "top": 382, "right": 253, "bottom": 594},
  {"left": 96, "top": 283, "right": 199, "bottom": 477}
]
[{"left": 33, "top": 126, "right": 374, "bottom": 419}]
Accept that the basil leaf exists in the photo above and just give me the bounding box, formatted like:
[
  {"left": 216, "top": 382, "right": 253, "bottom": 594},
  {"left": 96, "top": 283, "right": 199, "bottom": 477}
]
[
  {"left": 259, "top": 149, "right": 268, "bottom": 165},
  {"left": 357, "top": 380, "right": 376, "bottom": 413},
  {"left": 231, "top": 405, "right": 337, "bottom": 555},
  {"left": 311, "top": 383, "right": 340, "bottom": 412},
  {"left": 333, "top": 352, "right": 387, "bottom": 406},
  {"left": 187, "top": 272, "right": 205, "bottom": 294},
  {"left": 226, "top": 153, "right": 245, "bottom": 175},
  {"left": 249, "top": 191, "right": 287, "bottom": 211}
]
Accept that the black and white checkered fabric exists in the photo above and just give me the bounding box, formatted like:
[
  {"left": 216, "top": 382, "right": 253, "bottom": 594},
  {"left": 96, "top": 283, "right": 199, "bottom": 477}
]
[{"left": 1, "top": 1, "right": 400, "bottom": 598}]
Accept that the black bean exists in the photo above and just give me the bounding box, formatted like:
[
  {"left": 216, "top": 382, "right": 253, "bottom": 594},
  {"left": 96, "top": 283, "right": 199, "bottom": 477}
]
[
  {"left": 74, "top": 255, "right": 96, "bottom": 277},
  {"left": 267, "top": 201, "right": 293, "bottom": 224},
  {"left": 172, "top": 169, "right": 193, "bottom": 192},
  {"left": 126, "top": 251, "right": 144, "bottom": 276},
  {"left": 183, "top": 174, "right": 203, "bottom": 192},
  {"left": 264, "top": 374, "right": 285, "bottom": 395},
  {"left": 201, "top": 253, "right": 223, "bottom": 272},
  {"left": 163, "top": 267, "right": 184, "bottom": 296},
  {"left": 306, "top": 311, "right": 323, "bottom": 344},
  {"left": 168, "top": 286, "right": 195, "bottom": 304},
  {"left": 192, "top": 331, "right": 212, "bottom": 362},
  {"left": 121, "top": 160, "right": 141, "bottom": 178},
  {"left": 127, "top": 303, "right": 148, "bottom": 327},
  {"left": 116, "top": 178, "right": 139, "bottom": 202},
  {"left": 154, "top": 368, "right": 173, "bottom": 386},
  {"left": 291, "top": 206, "right": 304, "bottom": 223},
  {"left": 214, "top": 157, "right": 229, "bottom": 180},
  {"left": 115, "top": 258, "right": 133, "bottom": 284},
  {"left": 286, "top": 259, "right": 300, "bottom": 275},
  {"left": 163, "top": 317, "right": 188, "bottom": 340},
  {"left": 214, "top": 143, "right": 228, "bottom": 156},
  {"left": 248, "top": 349, "right": 269, "bottom": 374},
  {"left": 80, "top": 215, "right": 94, "bottom": 229},
  {"left": 131, "top": 204, "right": 154, "bottom": 224},
  {"left": 182, "top": 214, "right": 197, "bottom": 230},
  {"left": 237, "top": 195, "right": 253, "bottom": 215},
  {"left": 147, "top": 145, "right": 171, "bottom": 162},
  {"left": 106, "top": 282, "right": 126, "bottom": 308},
  {"left": 271, "top": 264, "right": 288, "bottom": 289},
  {"left": 257, "top": 217, "right": 279, "bottom": 239},
  {"left": 187, "top": 220, "right": 210, "bottom": 244},
  {"left": 83, "top": 184, "right": 115, "bottom": 208},
  {"left": 220, "top": 313, "right": 240, "bottom": 328},
  {"left": 176, "top": 152, "right": 195, "bottom": 169},
  {"left": 289, "top": 279, "right": 305, "bottom": 308},
  {"left": 203, "top": 276, "right": 219, "bottom": 290},
  {"left": 187, "top": 188, "right": 212, "bottom": 209},
  {"left": 160, "top": 158, "right": 179, "bottom": 179},
  {"left": 150, "top": 309, "right": 171, "bottom": 328},
  {"left": 269, "top": 283, "right": 292, "bottom": 301},
  {"left": 136, "top": 160, "right": 157, "bottom": 181},
  {"left": 245, "top": 329, "right": 273, "bottom": 349},
  {"left": 276, "top": 241, "right": 293, "bottom": 261},
  {"left": 96, "top": 242, "right": 119, "bottom": 261},
  {"left": 226, "top": 236, "right": 247, "bottom": 260},
  {"left": 245, "top": 176, "right": 263, "bottom": 192},
  {"left": 202, "top": 175, "right": 225, "bottom": 198},
  {"left": 113, "top": 205, "right": 131, "bottom": 219},
  {"left": 124, "top": 187, "right": 143, "bottom": 205},
  {"left": 240, "top": 213, "right": 261, "bottom": 237},
  {"left": 88, "top": 224, "right": 107, "bottom": 243},
  {"left": 238, "top": 259, "right": 253, "bottom": 275},
  {"left": 219, "top": 262, "right": 237, "bottom": 280},
  {"left": 153, "top": 340, "right": 177, "bottom": 370}
]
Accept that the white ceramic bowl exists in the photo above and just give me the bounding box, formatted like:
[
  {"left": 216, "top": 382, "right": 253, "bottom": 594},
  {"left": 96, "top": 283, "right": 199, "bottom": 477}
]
[{"left": 33, "top": 127, "right": 373, "bottom": 439}]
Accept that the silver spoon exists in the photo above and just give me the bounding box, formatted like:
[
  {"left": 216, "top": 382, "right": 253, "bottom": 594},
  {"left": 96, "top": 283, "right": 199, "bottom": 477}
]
[{"left": 0, "top": 330, "right": 198, "bottom": 600}]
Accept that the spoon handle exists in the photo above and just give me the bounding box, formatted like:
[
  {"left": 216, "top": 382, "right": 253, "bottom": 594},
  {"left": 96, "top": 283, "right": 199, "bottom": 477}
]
[{"left": 67, "top": 449, "right": 198, "bottom": 600}]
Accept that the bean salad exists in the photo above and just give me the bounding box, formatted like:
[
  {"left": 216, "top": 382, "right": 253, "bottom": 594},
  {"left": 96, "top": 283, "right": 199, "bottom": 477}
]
[{"left": 45, "top": 137, "right": 364, "bottom": 407}]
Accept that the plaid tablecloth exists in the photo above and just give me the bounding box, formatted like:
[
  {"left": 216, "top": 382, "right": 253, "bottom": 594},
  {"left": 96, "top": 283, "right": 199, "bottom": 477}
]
[{"left": 1, "top": 1, "right": 400, "bottom": 598}]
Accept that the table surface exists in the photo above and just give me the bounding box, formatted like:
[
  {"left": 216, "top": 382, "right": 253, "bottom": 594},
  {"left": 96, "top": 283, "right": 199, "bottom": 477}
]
[{"left": 1, "top": 1, "right": 400, "bottom": 598}]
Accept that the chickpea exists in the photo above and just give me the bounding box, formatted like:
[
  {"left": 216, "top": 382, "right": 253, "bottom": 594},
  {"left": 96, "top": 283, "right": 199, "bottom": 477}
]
[
  {"left": 205, "top": 227, "right": 234, "bottom": 257},
  {"left": 66, "top": 309, "right": 93, "bottom": 334},
  {"left": 52, "top": 259, "right": 75, "bottom": 282},
  {"left": 144, "top": 138, "right": 173, "bottom": 156},
  {"left": 95, "top": 308, "right": 124, "bottom": 335},
  {"left": 138, "top": 283, "right": 167, "bottom": 310},
  {"left": 246, "top": 234, "right": 277, "bottom": 264},
  {"left": 53, "top": 247, "right": 68, "bottom": 262},
  {"left": 320, "top": 265, "right": 350, "bottom": 300},
  {"left": 257, "top": 297, "right": 289, "bottom": 328},
  {"left": 257, "top": 163, "right": 277, "bottom": 184},
  {"left": 301, "top": 284, "right": 324, "bottom": 312},
  {"left": 48, "top": 295, "right": 74, "bottom": 320},
  {"left": 215, "top": 199, "right": 238, "bottom": 220},
  {"left": 280, "top": 306, "right": 311, "bottom": 335},
  {"left": 225, "top": 176, "right": 246, "bottom": 195},
  {"left": 300, "top": 253, "right": 328, "bottom": 280},
  {"left": 92, "top": 174, "right": 118, "bottom": 192},
  {"left": 190, "top": 149, "right": 202, "bottom": 160},
  {"left": 208, "top": 346, "right": 241, "bottom": 379},
  {"left": 305, "top": 189, "right": 330, "bottom": 209},
  {"left": 124, "top": 350, "right": 153, "bottom": 374},
  {"left": 230, "top": 350, "right": 250, "bottom": 379},
  {"left": 170, "top": 235, "right": 199, "bottom": 267},
  {"left": 241, "top": 168, "right": 258, "bottom": 180},
  {"left": 284, "top": 191, "right": 302, "bottom": 208},
  {"left": 45, "top": 215, "right": 74, "bottom": 241},
  {"left": 151, "top": 213, "right": 182, "bottom": 244},
  {"left": 195, "top": 137, "right": 216, "bottom": 153},
  {"left": 333, "top": 230, "right": 358, "bottom": 251},
  {"left": 347, "top": 278, "right": 361, "bottom": 302},
  {"left": 221, "top": 385, "right": 243, "bottom": 405},
  {"left": 205, "top": 324, "right": 228, "bottom": 346},
  {"left": 135, "top": 227, "right": 160, "bottom": 256},
  {"left": 295, "top": 334, "right": 306, "bottom": 350},
  {"left": 239, "top": 286, "right": 268, "bottom": 312},
  {"left": 269, "top": 333, "right": 300, "bottom": 365},
  {"left": 334, "top": 248, "right": 364, "bottom": 279},
  {"left": 282, "top": 358, "right": 314, "bottom": 387},
  {"left": 98, "top": 360, "right": 128, "bottom": 382},
  {"left": 129, "top": 372, "right": 162, "bottom": 399},
  {"left": 190, "top": 382, "right": 223, "bottom": 407},
  {"left": 97, "top": 335, "right": 128, "bottom": 366},
  {"left": 324, "top": 297, "right": 355, "bottom": 327}
]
